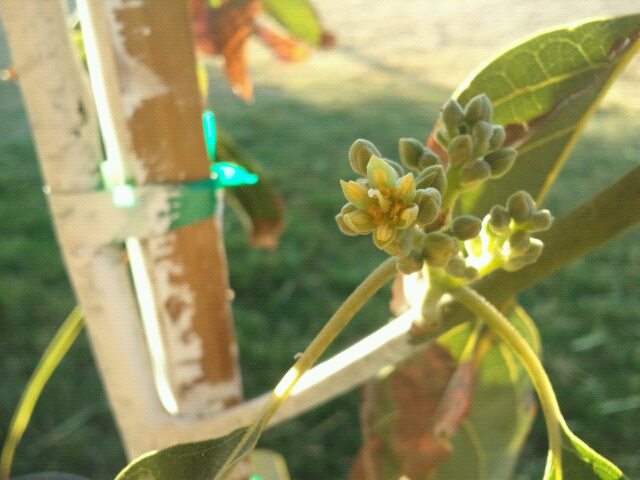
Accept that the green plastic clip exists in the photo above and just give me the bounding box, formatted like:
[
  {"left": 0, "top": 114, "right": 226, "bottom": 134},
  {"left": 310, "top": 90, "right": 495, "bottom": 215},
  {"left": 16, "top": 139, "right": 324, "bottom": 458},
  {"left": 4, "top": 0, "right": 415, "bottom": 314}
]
[{"left": 203, "top": 109, "right": 259, "bottom": 189}]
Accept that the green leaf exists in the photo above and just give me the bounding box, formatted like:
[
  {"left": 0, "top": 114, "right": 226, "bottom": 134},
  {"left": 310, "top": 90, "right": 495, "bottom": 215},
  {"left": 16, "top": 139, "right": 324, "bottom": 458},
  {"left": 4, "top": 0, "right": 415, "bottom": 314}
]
[
  {"left": 115, "top": 427, "right": 251, "bottom": 480},
  {"left": 1, "top": 307, "right": 84, "bottom": 480},
  {"left": 446, "top": 13, "right": 640, "bottom": 216},
  {"left": 261, "top": 0, "right": 329, "bottom": 46},
  {"left": 543, "top": 426, "right": 628, "bottom": 479},
  {"left": 216, "top": 129, "right": 284, "bottom": 249},
  {"left": 433, "top": 305, "right": 539, "bottom": 479}
]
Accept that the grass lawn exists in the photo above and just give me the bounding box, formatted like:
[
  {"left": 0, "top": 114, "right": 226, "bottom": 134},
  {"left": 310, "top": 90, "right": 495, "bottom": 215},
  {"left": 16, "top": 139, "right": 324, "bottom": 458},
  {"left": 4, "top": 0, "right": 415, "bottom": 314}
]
[{"left": 1, "top": 11, "right": 640, "bottom": 480}]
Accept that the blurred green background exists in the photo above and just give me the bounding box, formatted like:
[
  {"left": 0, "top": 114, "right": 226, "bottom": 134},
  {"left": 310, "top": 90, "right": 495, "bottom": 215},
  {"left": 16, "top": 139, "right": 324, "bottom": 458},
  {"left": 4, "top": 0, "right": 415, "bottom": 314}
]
[{"left": 1, "top": 3, "right": 639, "bottom": 479}]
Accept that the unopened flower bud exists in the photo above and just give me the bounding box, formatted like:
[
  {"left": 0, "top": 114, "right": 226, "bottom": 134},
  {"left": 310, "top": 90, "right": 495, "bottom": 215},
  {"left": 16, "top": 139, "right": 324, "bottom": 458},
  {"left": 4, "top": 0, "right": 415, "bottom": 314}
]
[
  {"left": 529, "top": 210, "right": 554, "bottom": 232},
  {"left": 415, "top": 165, "right": 447, "bottom": 193},
  {"left": 442, "top": 99, "right": 465, "bottom": 132},
  {"left": 485, "top": 148, "right": 517, "bottom": 178},
  {"left": 459, "top": 159, "right": 491, "bottom": 187},
  {"left": 523, "top": 238, "right": 544, "bottom": 263},
  {"left": 464, "top": 94, "right": 493, "bottom": 124},
  {"left": 472, "top": 120, "right": 493, "bottom": 157},
  {"left": 505, "top": 239, "right": 543, "bottom": 271},
  {"left": 507, "top": 190, "right": 535, "bottom": 223},
  {"left": 489, "top": 205, "right": 511, "bottom": 230},
  {"left": 508, "top": 230, "right": 531, "bottom": 253},
  {"left": 452, "top": 215, "right": 482, "bottom": 240},
  {"left": 489, "top": 125, "right": 506, "bottom": 150},
  {"left": 398, "top": 137, "right": 425, "bottom": 170},
  {"left": 386, "top": 158, "right": 406, "bottom": 177},
  {"left": 448, "top": 134, "right": 473, "bottom": 167},
  {"left": 445, "top": 255, "right": 467, "bottom": 277},
  {"left": 464, "top": 266, "right": 479, "bottom": 280},
  {"left": 415, "top": 188, "right": 441, "bottom": 226},
  {"left": 417, "top": 149, "right": 441, "bottom": 169},
  {"left": 435, "top": 129, "right": 450, "bottom": 148},
  {"left": 349, "top": 139, "right": 381, "bottom": 176},
  {"left": 503, "top": 256, "right": 526, "bottom": 272},
  {"left": 423, "top": 232, "right": 458, "bottom": 268},
  {"left": 396, "top": 251, "right": 424, "bottom": 274}
]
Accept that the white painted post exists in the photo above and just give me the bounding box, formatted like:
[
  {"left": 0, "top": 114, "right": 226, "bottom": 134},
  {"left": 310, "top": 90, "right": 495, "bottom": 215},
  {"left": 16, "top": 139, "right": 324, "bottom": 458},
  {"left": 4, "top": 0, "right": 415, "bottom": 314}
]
[
  {"left": 0, "top": 0, "right": 170, "bottom": 459},
  {"left": 1, "top": 0, "right": 244, "bottom": 460}
]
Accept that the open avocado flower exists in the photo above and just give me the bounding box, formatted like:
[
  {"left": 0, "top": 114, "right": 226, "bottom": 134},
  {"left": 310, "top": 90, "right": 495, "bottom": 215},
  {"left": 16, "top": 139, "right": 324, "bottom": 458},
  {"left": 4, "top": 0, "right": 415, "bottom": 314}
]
[{"left": 336, "top": 155, "right": 420, "bottom": 250}]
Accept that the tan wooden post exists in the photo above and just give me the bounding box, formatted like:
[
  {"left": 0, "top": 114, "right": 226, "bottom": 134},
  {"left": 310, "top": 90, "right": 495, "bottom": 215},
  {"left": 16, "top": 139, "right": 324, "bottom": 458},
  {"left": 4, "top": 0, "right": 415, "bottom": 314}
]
[{"left": 77, "top": 0, "right": 243, "bottom": 418}]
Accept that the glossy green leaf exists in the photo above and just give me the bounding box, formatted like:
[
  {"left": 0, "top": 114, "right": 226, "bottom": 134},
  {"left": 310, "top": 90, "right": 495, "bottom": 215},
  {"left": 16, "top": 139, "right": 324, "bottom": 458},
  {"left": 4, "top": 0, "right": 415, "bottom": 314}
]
[
  {"left": 115, "top": 426, "right": 252, "bottom": 480},
  {"left": 543, "top": 426, "right": 628, "bottom": 479},
  {"left": 261, "top": 0, "right": 328, "bottom": 46},
  {"left": 216, "top": 129, "right": 284, "bottom": 249},
  {"left": 445, "top": 14, "right": 640, "bottom": 216},
  {"left": 433, "top": 305, "right": 539, "bottom": 479}
]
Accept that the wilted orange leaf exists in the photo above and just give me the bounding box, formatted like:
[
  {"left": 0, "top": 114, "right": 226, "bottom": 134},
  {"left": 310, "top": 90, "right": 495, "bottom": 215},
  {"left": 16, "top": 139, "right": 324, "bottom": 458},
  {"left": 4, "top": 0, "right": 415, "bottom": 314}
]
[{"left": 190, "top": 0, "right": 259, "bottom": 101}]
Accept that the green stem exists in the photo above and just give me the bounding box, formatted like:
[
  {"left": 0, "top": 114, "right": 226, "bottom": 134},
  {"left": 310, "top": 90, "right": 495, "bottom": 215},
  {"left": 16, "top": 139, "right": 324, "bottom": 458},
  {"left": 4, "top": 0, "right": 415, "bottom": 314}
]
[
  {"left": 218, "top": 257, "right": 398, "bottom": 478},
  {"left": 450, "top": 285, "right": 563, "bottom": 478},
  {"left": 1, "top": 306, "right": 84, "bottom": 480}
]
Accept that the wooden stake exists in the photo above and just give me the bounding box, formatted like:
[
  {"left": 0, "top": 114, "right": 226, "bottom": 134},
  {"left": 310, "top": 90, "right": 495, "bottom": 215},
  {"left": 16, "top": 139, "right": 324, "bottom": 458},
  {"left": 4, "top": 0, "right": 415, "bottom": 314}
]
[{"left": 78, "top": 0, "right": 242, "bottom": 416}]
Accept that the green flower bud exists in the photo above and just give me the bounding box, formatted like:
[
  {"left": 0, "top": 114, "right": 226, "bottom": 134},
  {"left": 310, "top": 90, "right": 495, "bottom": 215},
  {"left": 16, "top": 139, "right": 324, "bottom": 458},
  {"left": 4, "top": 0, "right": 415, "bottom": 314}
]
[
  {"left": 415, "top": 188, "right": 441, "bottom": 226},
  {"left": 452, "top": 215, "right": 482, "bottom": 240},
  {"left": 489, "top": 125, "right": 506, "bottom": 150},
  {"left": 459, "top": 159, "right": 491, "bottom": 187},
  {"left": 422, "top": 232, "right": 458, "bottom": 268},
  {"left": 507, "top": 190, "right": 535, "bottom": 223},
  {"left": 485, "top": 148, "right": 517, "bottom": 178},
  {"left": 508, "top": 230, "right": 531, "bottom": 253},
  {"left": 522, "top": 238, "right": 544, "bottom": 263},
  {"left": 386, "top": 158, "right": 406, "bottom": 177},
  {"left": 464, "top": 94, "right": 493, "bottom": 124},
  {"left": 504, "top": 239, "right": 543, "bottom": 271},
  {"left": 398, "top": 137, "right": 425, "bottom": 170},
  {"left": 529, "top": 209, "right": 554, "bottom": 232},
  {"left": 448, "top": 134, "right": 473, "bottom": 167},
  {"left": 442, "top": 99, "right": 465, "bottom": 132},
  {"left": 396, "top": 251, "right": 424, "bottom": 274},
  {"left": 503, "top": 256, "right": 527, "bottom": 272},
  {"left": 349, "top": 139, "right": 380, "bottom": 176},
  {"left": 472, "top": 120, "right": 493, "bottom": 157},
  {"left": 435, "top": 129, "right": 450, "bottom": 148},
  {"left": 417, "top": 149, "right": 441, "bottom": 170},
  {"left": 445, "top": 255, "right": 467, "bottom": 277},
  {"left": 336, "top": 204, "right": 359, "bottom": 236},
  {"left": 489, "top": 205, "right": 511, "bottom": 230},
  {"left": 464, "top": 266, "right": 479, "bottom": 280},
  {"left": 415, "top": 164, "right": 447, "bottom": 193}
]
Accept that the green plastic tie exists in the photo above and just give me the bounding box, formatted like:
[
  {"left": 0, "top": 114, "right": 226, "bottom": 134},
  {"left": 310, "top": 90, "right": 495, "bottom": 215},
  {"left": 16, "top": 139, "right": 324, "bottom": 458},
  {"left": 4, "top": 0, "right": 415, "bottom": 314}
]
[{"left": 202, "top": 110, "right": 218, "bottom": 162}]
